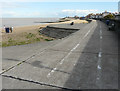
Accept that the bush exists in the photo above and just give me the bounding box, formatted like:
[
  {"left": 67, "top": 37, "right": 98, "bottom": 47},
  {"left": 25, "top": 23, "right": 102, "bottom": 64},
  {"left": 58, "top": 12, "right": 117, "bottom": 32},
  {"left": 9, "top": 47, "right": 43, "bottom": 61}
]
[
  {"left": 26, "top": 33, "right": 36, "bottom": 38},
  {"left": 45, "top": 39, "right": 53, "bottom": 41},
  {"left": 36, "top": 38, "right": 40, "bottom": 41},
  {"left": 104, "top": 14, "right": 115, "bottom": 19}
]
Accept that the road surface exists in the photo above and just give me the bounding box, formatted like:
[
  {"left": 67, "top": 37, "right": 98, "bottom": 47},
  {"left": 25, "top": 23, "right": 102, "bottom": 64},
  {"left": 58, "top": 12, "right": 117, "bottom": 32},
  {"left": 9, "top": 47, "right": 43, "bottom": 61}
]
[{"left": 1, "top": 20, "right": 118, "bottom": 89}]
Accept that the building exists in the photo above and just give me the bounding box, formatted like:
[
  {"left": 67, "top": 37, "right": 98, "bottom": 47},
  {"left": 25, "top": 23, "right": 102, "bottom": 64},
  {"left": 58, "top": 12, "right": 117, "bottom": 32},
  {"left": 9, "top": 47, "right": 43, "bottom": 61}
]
[
  {"left": 102, "top": 11, "right": 110, "bottom": 17},
  {"left": 115, "top": 14, "right": 120, "bottom": 20},
  {"left": 118, "top": 1, "right": 120, "bottom": 13}
]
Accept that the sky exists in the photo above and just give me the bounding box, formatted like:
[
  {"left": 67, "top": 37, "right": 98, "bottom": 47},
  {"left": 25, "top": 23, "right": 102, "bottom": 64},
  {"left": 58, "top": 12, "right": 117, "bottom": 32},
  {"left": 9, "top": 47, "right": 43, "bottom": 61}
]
[{"left": 0, "top": 2, "right": 119, "bottom": 18}]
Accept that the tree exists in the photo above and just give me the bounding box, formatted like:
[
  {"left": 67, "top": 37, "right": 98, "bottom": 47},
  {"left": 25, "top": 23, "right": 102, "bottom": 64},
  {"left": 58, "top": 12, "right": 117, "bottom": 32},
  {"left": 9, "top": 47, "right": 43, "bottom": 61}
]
[{"left": 104, "top": 14, "right": 115, "bottom": 19}]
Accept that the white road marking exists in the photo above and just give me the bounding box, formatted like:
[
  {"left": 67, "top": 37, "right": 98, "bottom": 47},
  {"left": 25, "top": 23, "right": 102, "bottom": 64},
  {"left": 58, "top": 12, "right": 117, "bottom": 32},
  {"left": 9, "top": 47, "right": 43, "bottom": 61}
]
[
  {"left": 96, "top": 24, "right": 103, "bottom": 87},
  {"left": 47, "top": 22, "right": 96, "bottom": 78},
  {"left": 47, "top": 68, "right": 57, "bottom": 77},
  {"left": 60, "top": 59, "right": 65, "bottom": 65},
  {"left": 100, "top": 30, "right": 102, "bottom": 34},
  {"left": 97, "top": 77, "right": 100, "bottom": 80},
  {"left": 83, "top": 25, "right": 95, "bottom": 39},
  {"left": 47, "top": 73, "right": 51, "bottom": 76},
  {"left": 98, "top": 52, "right": 102, "bottom": 58},
  {"left": 60, "top": 43, "right": 79, "bottom": 65},
  {"left": 47, "top": 43, "right": 81, "bottom": 77},
  {"left": 97, "top": 65, "right": 101, "bottom": 70},
  {"left": 71, "top": 44, "right": 80, "bottom": 52},
  {"left": 83, "top": 29, "right": 91, "bottom": 38}
]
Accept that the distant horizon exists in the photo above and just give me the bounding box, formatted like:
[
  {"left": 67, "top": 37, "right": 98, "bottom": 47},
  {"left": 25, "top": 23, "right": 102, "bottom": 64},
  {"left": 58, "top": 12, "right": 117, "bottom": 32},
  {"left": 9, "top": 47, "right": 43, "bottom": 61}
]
[
  {"left": 1, "top": 17, "right": 60, "bottom": 27},
  {"left": 1, "top": 2, "right": 118, "bottom": 18},
  {"left": 1, "top": 17, "right": 60, "bottom": 18}
]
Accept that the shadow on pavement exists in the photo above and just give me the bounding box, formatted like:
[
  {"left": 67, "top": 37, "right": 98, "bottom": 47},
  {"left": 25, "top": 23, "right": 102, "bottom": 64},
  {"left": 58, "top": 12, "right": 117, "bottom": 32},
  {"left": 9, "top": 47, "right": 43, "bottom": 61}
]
[
  {"left": 64, "top": 20, "right": 118, "bottom": 89},
  {"left": 30, "top": 60, "right": 70, "bottom": 75},
  {"left": 3, "top": 58, "right": 21, "bottom": 61}
]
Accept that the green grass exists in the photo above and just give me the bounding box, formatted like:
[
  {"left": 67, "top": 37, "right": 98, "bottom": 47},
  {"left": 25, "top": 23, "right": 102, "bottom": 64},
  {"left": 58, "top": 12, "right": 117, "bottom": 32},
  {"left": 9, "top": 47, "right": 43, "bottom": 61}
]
[
  {"left": 26, "top": 33, "right": 36, "bottom": 39},
  {"left": 2, "top": 32, "right": 54, "bottom": 47},
  {"left": 2, "top": 41, "right": 28, "bottom": 47},
  {"left": 35, "top": 38, "right": 40, "bottom": 41},
  {"left": 44, "top": 39, "right": 53, "bottom": 41}
]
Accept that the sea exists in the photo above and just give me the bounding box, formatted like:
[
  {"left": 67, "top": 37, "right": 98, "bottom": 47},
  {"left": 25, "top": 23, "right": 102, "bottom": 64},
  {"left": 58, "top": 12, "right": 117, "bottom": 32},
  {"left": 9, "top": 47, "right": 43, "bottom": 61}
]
[{"left": 0, "top": 18, "right": 59, "bottom": 27}]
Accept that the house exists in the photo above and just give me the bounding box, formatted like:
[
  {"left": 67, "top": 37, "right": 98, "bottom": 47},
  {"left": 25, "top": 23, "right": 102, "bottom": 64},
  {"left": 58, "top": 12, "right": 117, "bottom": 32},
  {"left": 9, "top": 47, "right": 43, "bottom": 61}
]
[
  {"left": 102, "top": 11, "right": 110, "bottom": 17},
  {"left": 115, "top": 14, "right": 120, "bottom": 20}
]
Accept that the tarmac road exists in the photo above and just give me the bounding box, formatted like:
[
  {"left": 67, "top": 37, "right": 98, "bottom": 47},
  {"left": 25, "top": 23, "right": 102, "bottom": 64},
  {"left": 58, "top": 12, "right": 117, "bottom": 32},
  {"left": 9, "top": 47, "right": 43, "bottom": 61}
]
[{"left": 1, "top": 20, "right": 118, "bottom": 89}]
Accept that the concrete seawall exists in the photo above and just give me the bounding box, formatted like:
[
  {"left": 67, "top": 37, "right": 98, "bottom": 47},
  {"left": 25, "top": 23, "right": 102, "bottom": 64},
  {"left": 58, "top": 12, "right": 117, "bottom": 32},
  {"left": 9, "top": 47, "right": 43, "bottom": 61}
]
[
  {"left": 39, "top": 23, "right": 87, "bottom": 39},
  {"left": 96, "top": 18, "right": 120, "bottom": 31}
]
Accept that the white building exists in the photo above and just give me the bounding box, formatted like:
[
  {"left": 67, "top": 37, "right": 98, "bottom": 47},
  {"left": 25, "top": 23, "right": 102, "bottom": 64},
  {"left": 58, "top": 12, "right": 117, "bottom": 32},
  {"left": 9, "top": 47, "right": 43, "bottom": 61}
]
[
  {"left": 98, "top": 15, "right": 103, "bottom": 18},
  {"left": 90, "top": 15, "right": 96, "bottom": 18},
  {"left": 118, "top": 1, "right": 120, "bottom": 13},
  {"left": 102, "top": 11, "right": 110, "bottom": 17}
]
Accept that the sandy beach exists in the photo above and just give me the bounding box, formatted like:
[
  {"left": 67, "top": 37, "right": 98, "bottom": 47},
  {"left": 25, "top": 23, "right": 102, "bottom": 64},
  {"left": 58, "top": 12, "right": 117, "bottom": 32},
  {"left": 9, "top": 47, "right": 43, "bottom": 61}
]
[
  {"left": 2, "top": 19, "right": 88, "bottom": 34},
  {"left": 1, "top": 19, "right": 88, "bottom": 47},
  {"left": 1, "top": 24, "right": 48, "bottom": 34}
]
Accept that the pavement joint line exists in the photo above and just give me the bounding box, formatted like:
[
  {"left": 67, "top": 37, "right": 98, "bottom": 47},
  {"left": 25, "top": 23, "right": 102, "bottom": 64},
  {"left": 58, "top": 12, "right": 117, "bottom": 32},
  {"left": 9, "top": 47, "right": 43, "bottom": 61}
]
[
  {"left": 23, "top": 61, "right": 71, "bottom": 75},
  {"left": 1, "top": 34, "right": 74, "bottom": 75},
  {"left": 2, "top": 74, "right": 73, "bottom": 90},
  {"left": 48, "top": 49, "right": 118, "bottom": 55},
  {"left": 47, "top": 22, "right": 96, "bottom": 78},
  {"left": 1, "top": 44, "right": 56, "bottom": 75},
  {"left": 5, "top": 20, "right": 115, "bottom": 88},
  {"left": 1, "top": 22, "right": 96, "bottom": 76},
  {"left": 0, "top": 53, "right": 37, "bottom": 75},
  {"left": 47, "top": 51, "right": 72, "bottom": 77}
]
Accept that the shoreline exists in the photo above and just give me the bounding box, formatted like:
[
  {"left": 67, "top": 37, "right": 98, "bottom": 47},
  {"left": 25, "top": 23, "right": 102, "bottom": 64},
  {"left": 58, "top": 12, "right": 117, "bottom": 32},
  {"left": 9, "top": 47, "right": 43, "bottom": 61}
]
[
  {"left": 1, "top": 19, "right": 88, "bottom": 34},
  {"left": 2, "top": 23, "right": 54, "bottom": 47},
  {"left": 1, "top": 24, "right": 49, "bottom": 34},
  {"left": 2, "top": 19, "right": 88, "bottom": 47}
]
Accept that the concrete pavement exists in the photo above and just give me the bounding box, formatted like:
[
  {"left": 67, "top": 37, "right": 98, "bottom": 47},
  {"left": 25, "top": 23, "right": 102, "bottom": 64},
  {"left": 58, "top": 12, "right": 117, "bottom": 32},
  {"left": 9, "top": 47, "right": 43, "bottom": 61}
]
[{"left": 2, "top": 20, "right": 118, "bottom": 89}]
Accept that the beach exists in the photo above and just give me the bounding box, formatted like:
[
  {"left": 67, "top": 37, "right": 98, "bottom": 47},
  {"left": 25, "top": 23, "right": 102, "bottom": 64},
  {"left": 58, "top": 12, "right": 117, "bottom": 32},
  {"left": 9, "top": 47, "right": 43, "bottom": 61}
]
[
  {"left": 1, "top": 18, "right": 59, "bottom": 27},
  {"left": 1, "top": 19, "right": 88, "bottom": 47},
  {"left": 1, "top": 24, "right": 48, "bottom": 34}
]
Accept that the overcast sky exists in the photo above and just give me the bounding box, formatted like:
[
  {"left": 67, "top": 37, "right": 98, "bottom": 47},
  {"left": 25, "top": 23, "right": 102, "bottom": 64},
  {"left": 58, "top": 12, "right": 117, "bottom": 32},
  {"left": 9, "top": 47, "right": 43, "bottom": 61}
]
[{"left": 0, "top": 2, "right": 119, "bottom": 18}]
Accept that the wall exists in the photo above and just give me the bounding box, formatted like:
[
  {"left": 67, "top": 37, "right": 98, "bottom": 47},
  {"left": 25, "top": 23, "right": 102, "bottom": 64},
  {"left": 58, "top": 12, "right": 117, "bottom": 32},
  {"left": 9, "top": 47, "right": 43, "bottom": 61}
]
[
  {"left": 40, "top": 26, "right": 79, "bottom": 39},
  {"left": 97, "top": 18, "right": 120, "bottom": 31}
]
